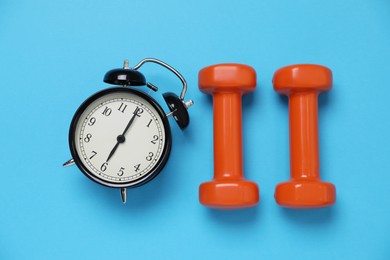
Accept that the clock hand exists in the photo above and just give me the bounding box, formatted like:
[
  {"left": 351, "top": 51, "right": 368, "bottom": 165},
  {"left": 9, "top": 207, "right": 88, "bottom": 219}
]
[
  {"left": 106, "top": 140, "right": 121, "bottom": 162},
  {"left": 106, "top": 107, "right": 140, "bottom": 162},
  {"left": 121, "top": 106, "right": 140, "bottom": 136}
]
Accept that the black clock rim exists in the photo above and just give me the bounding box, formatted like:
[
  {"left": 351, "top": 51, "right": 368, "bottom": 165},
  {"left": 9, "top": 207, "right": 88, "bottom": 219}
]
[{"left": 68, "top": 87, "right": 172, "bottom": 189}]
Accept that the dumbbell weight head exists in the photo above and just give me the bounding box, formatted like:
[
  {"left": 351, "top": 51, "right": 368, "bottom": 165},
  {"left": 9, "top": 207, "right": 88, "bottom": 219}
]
[
  {"left": 275, "top": 181, "right": 336, "bottom": 208},
  {"left": 199, "top": 64, "right": 256, "bottom": 94},
  {"left": 273, "top": 64, "right": 332, "bottom": 95}
]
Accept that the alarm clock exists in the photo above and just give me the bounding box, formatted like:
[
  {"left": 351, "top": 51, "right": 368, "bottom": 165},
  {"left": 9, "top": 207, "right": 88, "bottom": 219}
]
[{"left": 63, "top": 58, "right": 193, "bottom": 203}]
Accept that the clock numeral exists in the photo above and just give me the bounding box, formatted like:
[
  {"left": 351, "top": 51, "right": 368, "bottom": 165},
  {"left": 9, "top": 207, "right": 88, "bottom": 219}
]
[
  {"left": 84, "top": 133, "right": 92, "bottom": 143},
  {"left": 102, "top": 106, "right": 112, "bottom": 116},
  {"left": 118, "top": 103, "right": 127, "bottom": 113},
  {"left": 146, "top": 119, "right": 152, "bottom": 128},
  {"left": 146, "top": 152, "right": 154, "bottom": 161},
  {"left": 134, "top": 164, "right": 141, "bottom": 172},
  {"left": 89, "top": 151, "right": 97, "bottom": 159},
  {"left": 88, "top": 117, "right": 96, "bottom": 126},
  {"left": 151, "top": 135, "right": 159, "bottom": 144},
  {"left": 134, "top": 106, "right": 144, "bottom": 117},
  {"left": 100, "top": 162, "right": 108, "bottom": 172},
  {"left": 117, "top": 167, "right": 125, "bottom": 176}
]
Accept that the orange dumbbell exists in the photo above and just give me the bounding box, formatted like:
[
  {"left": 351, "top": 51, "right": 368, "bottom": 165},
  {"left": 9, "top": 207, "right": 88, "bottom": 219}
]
[
  {"left": 273, "top": 64, "right": 336, "bottom": 208},
  {"left": 198, "top": 64, "right": 259, "bottom": 209}
]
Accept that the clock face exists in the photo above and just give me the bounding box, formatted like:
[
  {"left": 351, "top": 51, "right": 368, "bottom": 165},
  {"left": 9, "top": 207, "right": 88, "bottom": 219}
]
[{"left": 69, "top": 88, "right": 171, "bottom": 188}]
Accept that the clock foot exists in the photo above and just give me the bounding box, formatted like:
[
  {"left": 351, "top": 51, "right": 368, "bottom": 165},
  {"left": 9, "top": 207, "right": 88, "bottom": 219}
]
[
  {"left": 121, "top": 188, "right": 127, "bottom": 204},
  {"left": 63, "top": 159, "right": 75, "bottom": 167}
]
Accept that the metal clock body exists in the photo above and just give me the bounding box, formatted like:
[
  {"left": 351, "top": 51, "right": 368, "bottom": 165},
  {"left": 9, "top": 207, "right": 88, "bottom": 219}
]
[
  {"left": 64, "top": 58, "right": 193, "bottom": 203},
  {"left": 69, "top": 87, "right": 172, "bottom": 189}
]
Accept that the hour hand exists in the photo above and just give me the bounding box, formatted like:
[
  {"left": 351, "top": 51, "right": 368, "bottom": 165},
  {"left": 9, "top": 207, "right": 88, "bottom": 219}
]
[{"left": 106, "top": 135, "right": 125, "bottom": 162}]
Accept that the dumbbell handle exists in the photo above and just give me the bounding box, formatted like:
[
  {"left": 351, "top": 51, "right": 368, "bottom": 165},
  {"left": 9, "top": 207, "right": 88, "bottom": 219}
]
[
  {"left": 289, "top": 92, "right": 320, "bottom": 180},
  {"left": 213, "top": 92, "right": 243, "bottom": 180}
]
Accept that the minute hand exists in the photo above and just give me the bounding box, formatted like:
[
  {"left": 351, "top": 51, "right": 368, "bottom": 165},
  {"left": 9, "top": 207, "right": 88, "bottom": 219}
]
[{"left": 121, "top": 107, "right": 140, "bottom": 136}]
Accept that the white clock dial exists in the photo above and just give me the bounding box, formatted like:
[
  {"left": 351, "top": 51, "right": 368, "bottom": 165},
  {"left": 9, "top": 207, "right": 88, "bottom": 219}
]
[{"left": 71, "top": 88, "right": 170, "bottom": 187}]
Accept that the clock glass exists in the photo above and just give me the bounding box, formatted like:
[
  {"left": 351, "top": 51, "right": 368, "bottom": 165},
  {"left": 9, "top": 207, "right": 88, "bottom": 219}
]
[{"left": 69, "top": 87, "right": 171, "bottom": 188}]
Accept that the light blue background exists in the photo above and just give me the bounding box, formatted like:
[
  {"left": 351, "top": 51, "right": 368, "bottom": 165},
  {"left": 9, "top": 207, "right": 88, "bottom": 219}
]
[{"left": 1, "top": 0, "right": 389, "bottom": 259}]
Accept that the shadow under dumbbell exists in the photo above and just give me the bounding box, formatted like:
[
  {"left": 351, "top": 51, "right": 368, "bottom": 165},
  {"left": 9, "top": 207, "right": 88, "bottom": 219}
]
[
  {"left": 242, "top": 89, "right": 256, "bottom": 108},
  {"left": 277, "top": 94, "right": 288, "bottom": 106},
  {"left": 318, "top": 90, "right": 331, "bottom": 108},
  {"left": 206, "top": 206, "right": 259, "bottom": 224},
  {"left": 280, "top": 206, "right": 336, "bottom": 224}
]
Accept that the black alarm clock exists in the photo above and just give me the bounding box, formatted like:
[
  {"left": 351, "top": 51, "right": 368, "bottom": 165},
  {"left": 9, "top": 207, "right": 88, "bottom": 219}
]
[{"left": 63, "top": 58, "right": 193, "bottom": 203}]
